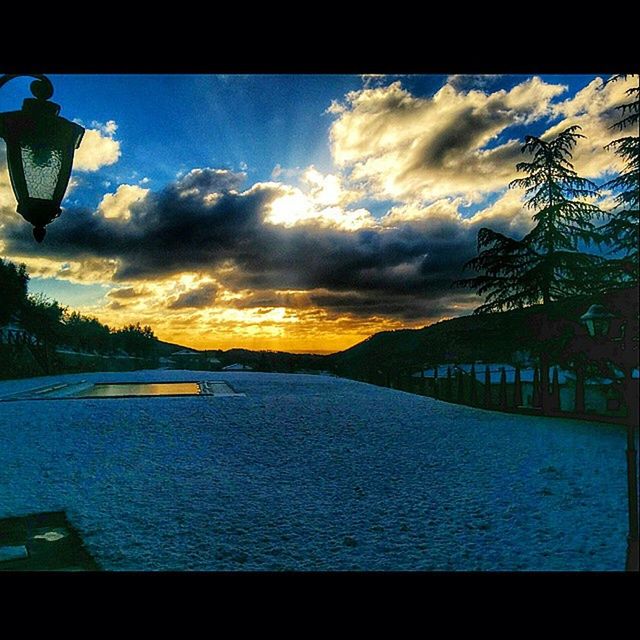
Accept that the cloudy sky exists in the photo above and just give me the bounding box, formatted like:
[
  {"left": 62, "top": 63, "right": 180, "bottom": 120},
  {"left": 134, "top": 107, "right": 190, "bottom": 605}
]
[{"left": 0, "top": 74, "right": 633, "bottom": 352}]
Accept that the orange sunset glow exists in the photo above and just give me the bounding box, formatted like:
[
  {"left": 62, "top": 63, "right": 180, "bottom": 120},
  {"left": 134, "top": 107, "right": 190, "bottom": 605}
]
[{"left": 1, "top": 74, "right": 634, "bottom": 354}]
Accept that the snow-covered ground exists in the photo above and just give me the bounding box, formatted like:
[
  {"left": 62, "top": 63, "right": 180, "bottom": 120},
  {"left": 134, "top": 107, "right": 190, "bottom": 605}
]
[{"left": 0, "top": 370, "right": 629, "bottom": 571}]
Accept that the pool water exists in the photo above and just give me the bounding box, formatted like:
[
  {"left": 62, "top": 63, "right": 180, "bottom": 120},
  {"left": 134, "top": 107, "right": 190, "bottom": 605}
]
[{"left": 75, "top": 382, "right": 200, "bottom": 398}]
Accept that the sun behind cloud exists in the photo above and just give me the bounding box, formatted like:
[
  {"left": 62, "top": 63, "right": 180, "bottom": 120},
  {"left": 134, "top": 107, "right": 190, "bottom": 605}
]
[{"left": 1, "top": 74, "right": 634, "bottom": 353}]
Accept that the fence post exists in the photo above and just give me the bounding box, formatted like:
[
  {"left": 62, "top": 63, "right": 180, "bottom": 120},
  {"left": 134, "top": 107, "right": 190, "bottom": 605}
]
[
  {"left": 470, "top": 364, "right": 477, "bottom": 406},
  {"left": 533, "top": 366, "right": 541, "bottom": 408},
  {"left": 551, "top": 366, "right": 560, "bottom": 412},
  {"left": 456, "top": 367, "right": 464, "bottom": 403},
  {"left": 499, "top": 367, "right": 507, "bottom": 410},
  {"left": 575, "top": 367, "right": 585, "bottom": 414},
  {"left": 514, "top": 365, "right": 522, "bottom": 408},
  {"left": 540, "top": 354, "right": 550, "bottom": 414},
  {"left": 484, "top": 365, "right": 491, "bottom": 408}
]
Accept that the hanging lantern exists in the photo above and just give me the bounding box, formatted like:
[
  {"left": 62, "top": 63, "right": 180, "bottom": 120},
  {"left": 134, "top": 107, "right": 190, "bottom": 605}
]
[
  {"left": 0, "top": 74, "right": 84, "bottom": 242},
  {"left": 580, "top": 304, "right": 615, "bottom": 338}
]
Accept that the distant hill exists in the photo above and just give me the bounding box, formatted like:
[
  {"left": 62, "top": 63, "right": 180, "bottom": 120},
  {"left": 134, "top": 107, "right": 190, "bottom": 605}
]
[
  {"left": 151, "top": 342, "right": 331, "bottom": 373},
  {"left": 328, "top": 287, "right": 638, "bottom": 381},
  {"left": 152, "top": 286, "right": 637, "bottom": 381},
  {"left": 154, "top": 339, "right": 194, "bottom": 356}
]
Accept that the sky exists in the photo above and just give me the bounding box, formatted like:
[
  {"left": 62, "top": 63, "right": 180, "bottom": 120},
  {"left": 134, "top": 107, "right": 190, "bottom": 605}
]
[{"left": 0, "top": 73, "right": 634, "bottom": 353}]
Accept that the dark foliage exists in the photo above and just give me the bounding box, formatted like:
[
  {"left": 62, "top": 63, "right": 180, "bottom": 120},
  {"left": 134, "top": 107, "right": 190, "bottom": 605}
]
[
  {"left": 457, "top": 126, "right": 606, "bottom": 312},
  {"left": 1, "top": 258, "right": 158, "bottom": 358},
  {"left": 0, "top": 258, "right": 29, "bottom": 326},
  {"left": 600, "top": 74, "right": 639, "bottom": 285}
]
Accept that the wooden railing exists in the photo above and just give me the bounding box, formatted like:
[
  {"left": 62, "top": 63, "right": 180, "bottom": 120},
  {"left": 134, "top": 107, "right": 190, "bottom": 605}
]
[{"left": 359, "top": 364, "right": 635, "bottom": 427}]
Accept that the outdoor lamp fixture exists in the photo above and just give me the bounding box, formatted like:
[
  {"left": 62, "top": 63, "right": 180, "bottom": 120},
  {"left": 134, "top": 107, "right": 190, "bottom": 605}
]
[
  {"left": 0, "top": 74, "right": 84, "bottom": 243},
  {"left": 580, "top": 304, "right": 616, "bottom": 338}
]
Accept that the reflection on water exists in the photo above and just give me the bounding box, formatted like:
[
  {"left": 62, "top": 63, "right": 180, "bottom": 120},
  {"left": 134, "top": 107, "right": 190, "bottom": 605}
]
[{"left": 77, "top": 382, "right": 200, "bottom": 397}]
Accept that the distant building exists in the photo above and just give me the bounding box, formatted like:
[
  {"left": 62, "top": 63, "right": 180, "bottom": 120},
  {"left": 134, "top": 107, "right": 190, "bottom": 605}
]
[
  {"left": 158, "top": 357, "right": 176, "bottom": 369},
  {"left": 0, "top": 321, "right": 39, "bottom": 346},
  {"left": 171, "top": 349, "right": 199, "bottom": 357},
  {"left": 168, "top": 349, "right": 221, "bottom": 370},
  {"left": 222, "top": 363, "right": 253, "bottom": 371}
]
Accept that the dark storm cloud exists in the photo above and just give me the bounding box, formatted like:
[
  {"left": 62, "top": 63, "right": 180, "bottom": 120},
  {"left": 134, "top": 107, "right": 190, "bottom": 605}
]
[
  {"left": 167, "top": 283, "right": 218, "bottom": 309},
  {"left": 405, "top": 104, "right": 523, "bottom": 183},
  {"left": 308, "top": 291, "right": 468, "bottom": 321},
  {"left": 1, "top": 168, "right": 488, "bottom": 321},
  {"left": 176, "top": 168, "right": 246, "bottom": 193},
  {"left": 446, "top": 75, "right": 503, "bottom": 92},
  {"left": 418, "top": 106, "right": 504, "bottom": 166},
  {"left": 3, "top": 169, "right": 272, "bottom": 279}
]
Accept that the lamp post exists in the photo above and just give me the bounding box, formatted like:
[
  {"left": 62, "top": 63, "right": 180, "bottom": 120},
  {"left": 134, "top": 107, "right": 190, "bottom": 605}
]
[
  {"left": 580, "top": 303, "right": 639, "bottom": 572},
  {"left": 0, "top": 74, "right": 84, "bottom": 242}
]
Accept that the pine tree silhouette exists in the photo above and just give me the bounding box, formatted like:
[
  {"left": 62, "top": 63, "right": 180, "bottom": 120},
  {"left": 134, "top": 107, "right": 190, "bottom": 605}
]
[
  {"left": 456, "top": 126, "right": 606, "bottom": 312},
  {"left": 600, "top": 74, "right": 639, "bottom": 285}
]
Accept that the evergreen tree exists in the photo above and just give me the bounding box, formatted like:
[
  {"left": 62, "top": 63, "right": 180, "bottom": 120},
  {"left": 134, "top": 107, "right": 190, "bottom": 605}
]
[
  {"left": 601, "top": 74, "right": 639, "bottom": 284},
  {"left": 62, "top": 311, "right": 112, "bottom": 353},
  {"left": 112, "top": 322, "right": 157, "bottom": 357},
  {"left": 0, "top": 259, "right": 29, "bottom": 326},
  {"left": 21, "top": 293, "right": 67, "bottom": 346},
  {"left": 455, "top": 227, "right": 541, "bottom": 313},
  {"left": 457, "top": 126, "right": 605, "bottom": 313}
]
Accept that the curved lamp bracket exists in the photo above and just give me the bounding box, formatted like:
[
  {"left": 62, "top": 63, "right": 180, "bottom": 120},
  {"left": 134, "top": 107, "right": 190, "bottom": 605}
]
[{"left": 0, "top": 74, "right": 54, "bottom": 101}]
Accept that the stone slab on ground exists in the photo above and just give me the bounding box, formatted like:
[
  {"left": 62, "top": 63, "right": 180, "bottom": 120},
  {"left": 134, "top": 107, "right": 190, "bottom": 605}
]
[{"left": 0, "top": 511, "right": 101, "bottom": 571}]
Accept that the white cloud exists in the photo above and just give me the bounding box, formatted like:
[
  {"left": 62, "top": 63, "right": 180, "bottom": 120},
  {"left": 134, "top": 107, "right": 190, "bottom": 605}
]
[
  {"left": 263, "top": 182, "right": 377, "bottom": 231},
  {"left": 102, "top": 120, "right": 118, "bottom": 136},
  {"left": 545, "top": 76, "right": 635, "bottom": 180},
  {"left": 328, "top": 77, "right": 568, "bottom": 203},
  {"left": 0, "top": 253, "right": 119, "bottom": 284},
  {"left": 380, "top": 189, "right": 533, "bottom": 238},
  {"left": 258, "top": 167, "right": 374, "bottom": 231},
  {"left": 74, "top": 121, "right": 121, "bottom": 172},
  {"left": 0, "top": 162, "right": 15, "bottom": 211},
  {"left": 467, "top": 189, "right": 533, "bottom": 236},
  {"left": 381, "top": 198, "right": 464, "bottom": 228},
  {"left": 300, "top": 166, "right": 363, "bottom": 208},
  {"left": 98, "top": 184, "right": 149, "bottom": 221}
]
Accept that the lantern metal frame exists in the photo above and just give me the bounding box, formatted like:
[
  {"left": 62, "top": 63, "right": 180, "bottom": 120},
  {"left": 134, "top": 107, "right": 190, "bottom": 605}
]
[
  {"left": 0, "top": 74, "right": 85, "bottom": 242},
  {"left": 580, "top": 303, "right": 616, "bottom": 338}
]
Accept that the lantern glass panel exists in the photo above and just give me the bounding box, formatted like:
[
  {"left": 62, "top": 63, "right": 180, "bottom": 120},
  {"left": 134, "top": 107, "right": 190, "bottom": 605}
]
[
  {"left": 20, "top": 142, "right": 63, "bottom": 200},
  {"left": 594, "top": 318, "right": 611, "bottom": 336}
]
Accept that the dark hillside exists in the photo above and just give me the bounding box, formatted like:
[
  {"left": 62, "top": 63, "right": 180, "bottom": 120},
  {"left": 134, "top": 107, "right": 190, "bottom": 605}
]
[{"left": 329, "top": 288, "right": 638, "bottom": 380}]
